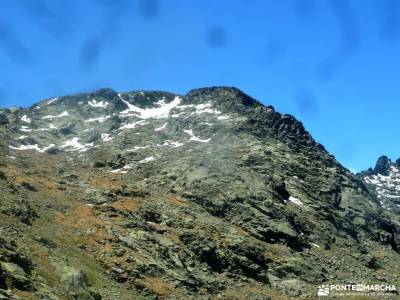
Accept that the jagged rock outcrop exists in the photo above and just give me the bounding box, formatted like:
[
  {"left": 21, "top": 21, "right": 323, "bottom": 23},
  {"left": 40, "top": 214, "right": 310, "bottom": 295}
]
[
  {"left": 360, "top": 155, "right": 400, "bottom": 215},
  {"left": 374, "top": 155, "right": 391, "bottom": 176}
]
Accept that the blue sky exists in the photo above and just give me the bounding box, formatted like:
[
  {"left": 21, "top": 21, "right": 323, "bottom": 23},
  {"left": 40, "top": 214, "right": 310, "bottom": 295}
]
[{"left": 0, "top": 0, "right": 399, "bottom": 171}]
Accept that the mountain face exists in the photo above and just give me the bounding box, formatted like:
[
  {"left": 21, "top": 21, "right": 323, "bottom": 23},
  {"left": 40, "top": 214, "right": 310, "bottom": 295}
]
[
  {"left": 0, "top": 87, "right": 399, "bottom": 299},
  {"left": 360, "top": 156, "right": 400, "bottom": 213}
]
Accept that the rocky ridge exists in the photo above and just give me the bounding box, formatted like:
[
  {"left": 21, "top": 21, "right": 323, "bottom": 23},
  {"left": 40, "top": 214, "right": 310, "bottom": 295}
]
[
  {"left": 0, "top": 87, "right": 399, "bottom": 299},
  {"left": 360, "top": 156, "right": 400, "bottom": 213}
]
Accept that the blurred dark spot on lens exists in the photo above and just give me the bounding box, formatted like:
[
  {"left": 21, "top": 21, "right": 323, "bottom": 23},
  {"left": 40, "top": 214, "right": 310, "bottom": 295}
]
[
  {"left": 21, "top": 0, "right": 57, "bottom": 19},
  {"left": 315, "top": 0, "right": 360, "bottom": 82},
  {"left": 138, "top": 0, "right": 159, "bottom": 19},
  {"left": 264, "top": 40, "right": 286, "bottom": 64},
  {"left": 20, "top": 0, "right": 71, "bottom": 38},
  {"left": 0, "top": 23, "right": 32, "bottom": 65},
  {"left": 78, "top": 0, "right": 126, "bottom": 71},
  {"left": 294, "top": 88, "right": 318, "bottom": 119},
  {"left": 295, "top": 0, "right": 315, "bottom": 19},
  {"left": 328, "top": 0, "right": 360, "bottom": 53},
  {"left": 80, "top": 37, "right": 103, "bottom": 70},
  {"left": 381, "top": 0, "right": 400, "bottom": 41},
  {"left": 206, "top": 27, "right": 227, "bottom": 49}
]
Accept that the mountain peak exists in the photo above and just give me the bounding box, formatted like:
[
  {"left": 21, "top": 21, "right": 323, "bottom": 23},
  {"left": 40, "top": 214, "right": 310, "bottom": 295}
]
[
  {"left": 374, "top": 155, "right": 392, "bottom": 176},
  {"left": 119, "top": 90, "right": 180, "bottom": 109},
  {"left": 360, "top": 155, "right": 400, "bottom": 213},
  {"left": 185, "top": 86, "right": 262, "bottom": 108},
  {"left": 0, "top": 86, "right": 327, "bottom": 158},
  {"left": 2, "top": 86, "right": 400, "bottom": 299},
  {"left": 92, "top": 88, "right": 118, "bottom": 98}
]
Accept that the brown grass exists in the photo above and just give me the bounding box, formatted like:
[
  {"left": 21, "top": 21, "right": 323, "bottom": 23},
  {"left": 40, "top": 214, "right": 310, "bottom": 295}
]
[
  {"left": 112, "top": 198, "right": 141, "bottom": 212},
  {"left": 163, "top": 196, "right": 189, "bottom": 206},
  {"left": 140, "top": 277, "right": 175, "bottom": 296},
  {"left": 28, "top": 243, "right": 60, "bottom": 286},
  {"left": 222, "top": 284, "right": 296, "bottom": 300}
]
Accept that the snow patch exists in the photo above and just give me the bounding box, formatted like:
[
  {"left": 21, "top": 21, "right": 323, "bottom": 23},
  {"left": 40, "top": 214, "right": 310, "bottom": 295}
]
[
  {"left": 16, "top": 135, "right": 28, "bottom": 140},
  {"left": 88, "top": 99, "right": 109, "bottom": 108},
  {"left": 47, "top": 97, "right": 58, "bottom": 105},
  {"left": 21, "top": 115, "right": 31, "bottom": 123},
  {"left": 194, "top": 103, "right": 221, "bottom": 115},
  {"left": 175, "top": 102, "right": 222, "bottom": 117},
  {"left": 155, "top": 122, "right": 168, "bottom": 131},
  {"left": 119, "top": 120, "right": 147, "bottom": 130},
  {"left": 195, "top": 103, "right": 212, "bottom": 110},
  {"left": 123, "top": 163, "right": 134, "bottom": 170},
  {"left": 365, "top": 176, "right": 379, "bottom": 185},
  {"left": 171, "top": 111, "right": 186, "bottom": 118},
  {"left": 84, "top": 115, "right": 110, "bottom": 123},
  {"left": 20, "top": 126, "right": 32, "bottom": 132},
  {"left": 158, "top": 140, "right": 184, "bottom": 148},
  {"left": 288, "top": 196, "right": 303, "bottom": 205},
  {"left": 183, "top": 129, "right": 212, "bottom": 143},
  {"left": 127, "top": 145, "right": 150, "bottom": 152},
  {"left": 9, "top": 144, "right": 56, "bottom": 153},
  {"left": 42, "top": 111, "right": 69, "bottom": 119},
  {"left": 101, "top": 133, "right": 113, "bottom": 142},
  {"left": 109, "top": 169, "right": 127, "bottom": 174},
  {"left": 61, "top": 137, "right": 93, "bottom": 152},
  {"left": 154, "top": 98, "right": 166, "bottom": 106},
  {"left": 139, "top": 156, "right": 155, "bottom": 163},
  {"left": 9, "top": 144, "right": 41, "bottom": 151},
  {"left": 119, "top": 94, "right": 182, "bottom": 119}
]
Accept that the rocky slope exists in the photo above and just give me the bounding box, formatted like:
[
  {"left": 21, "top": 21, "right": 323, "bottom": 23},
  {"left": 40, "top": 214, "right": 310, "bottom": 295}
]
[
  {"left": 0, "top": 87, "right": 399, "bottom": 299},
  {"left": 360, "top": 156, "right": 400, "bottom": 214}
]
